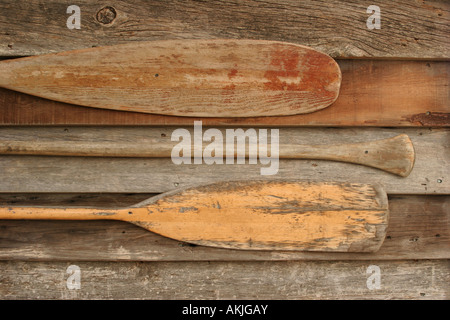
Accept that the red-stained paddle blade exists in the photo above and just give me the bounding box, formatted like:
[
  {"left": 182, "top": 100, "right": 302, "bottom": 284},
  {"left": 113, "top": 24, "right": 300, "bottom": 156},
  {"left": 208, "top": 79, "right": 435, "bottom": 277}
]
[{"left": 0, "top": 40, "right": 341, "bottom": 117}]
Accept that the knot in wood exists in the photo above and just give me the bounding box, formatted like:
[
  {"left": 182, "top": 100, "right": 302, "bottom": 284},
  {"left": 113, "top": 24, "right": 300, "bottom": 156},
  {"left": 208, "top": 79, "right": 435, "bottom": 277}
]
[{"left": 96, "top": 6, "right": 117, "bottom": 25}]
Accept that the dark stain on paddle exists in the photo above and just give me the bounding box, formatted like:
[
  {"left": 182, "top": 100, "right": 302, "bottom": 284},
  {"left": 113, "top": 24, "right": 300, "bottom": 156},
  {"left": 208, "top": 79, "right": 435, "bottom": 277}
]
[
  {"left": 93, "top": 211, "right": 116, "bottom": 216},
  {"left": 179, "top": 206, "right": 198, "bottom": 213}
]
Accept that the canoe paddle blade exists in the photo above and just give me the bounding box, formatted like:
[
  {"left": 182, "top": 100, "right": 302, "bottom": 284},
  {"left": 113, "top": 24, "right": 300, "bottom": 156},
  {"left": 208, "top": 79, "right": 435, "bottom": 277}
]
[
  {"left": 0, "top": 181, "right": 389, "bottom": 252},
  {"left": 0, "top": 40, "right": 341, "bottom": 117}
]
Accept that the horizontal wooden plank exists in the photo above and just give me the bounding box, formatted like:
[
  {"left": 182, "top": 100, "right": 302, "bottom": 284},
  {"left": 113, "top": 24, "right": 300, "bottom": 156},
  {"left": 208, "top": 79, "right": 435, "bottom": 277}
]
[
  {"left": 0, "top": 0, "right": 449, "bottom": 59},
  {"left": 0, "top": 60, "right": 448, "bottom": 126},
  {"left": 0, "top": 260, "right": 448, "bottom": 299},
  {"left": 0, "top": 127, "right": 448, "bottom": 194},
  {"left": 0, "top": 195, "right": 447, "bottom": 261}
]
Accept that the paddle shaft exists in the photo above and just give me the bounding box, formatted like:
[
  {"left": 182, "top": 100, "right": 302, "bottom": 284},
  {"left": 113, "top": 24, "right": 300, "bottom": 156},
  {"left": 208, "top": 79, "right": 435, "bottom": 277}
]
[
  {"left": 0, "top": 206, "right": 128, "bottom": 220},
  {"left": 0, "top": 134, "right": 415, "bottom": 176}
]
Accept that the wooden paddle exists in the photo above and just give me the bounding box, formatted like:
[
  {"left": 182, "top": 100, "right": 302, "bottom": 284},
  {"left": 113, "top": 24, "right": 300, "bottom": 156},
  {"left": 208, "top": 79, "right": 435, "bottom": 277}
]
[
  {"left": 0, "top": 40, "right": 341, "bottom": 117},
  {"left": 0, "top": 180, "right": 389, "bottom": 252},
  {"left": 0, "top": 134, "right": 415, "bottom": 176}
]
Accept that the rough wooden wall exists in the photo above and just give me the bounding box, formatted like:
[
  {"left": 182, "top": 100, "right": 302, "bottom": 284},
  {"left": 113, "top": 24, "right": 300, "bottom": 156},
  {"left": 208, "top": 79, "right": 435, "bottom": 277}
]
[{"left": 0, "top": 0, "right": 449, "bottom": 300}]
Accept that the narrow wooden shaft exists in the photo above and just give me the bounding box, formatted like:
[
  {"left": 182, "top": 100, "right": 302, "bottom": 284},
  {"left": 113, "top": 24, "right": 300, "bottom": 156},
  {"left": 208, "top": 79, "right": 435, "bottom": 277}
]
[
  {"left": 0, "top": 134, "right": 414, "bottom": 176},
  {"left": 0, "top": 135, "right": 410, "bottom": 158},
  {"left": 0, "top": 140, "right": 174, "bottom": 157},
  {"left": 0, "top": 206, "right": 132, "bottom": 221}
]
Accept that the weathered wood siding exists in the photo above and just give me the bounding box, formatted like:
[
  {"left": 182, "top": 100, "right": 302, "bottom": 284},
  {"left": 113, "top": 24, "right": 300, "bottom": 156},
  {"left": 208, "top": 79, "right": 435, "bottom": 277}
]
[{"left": 0, "top": 0, "right": 448, "bottom": 300}]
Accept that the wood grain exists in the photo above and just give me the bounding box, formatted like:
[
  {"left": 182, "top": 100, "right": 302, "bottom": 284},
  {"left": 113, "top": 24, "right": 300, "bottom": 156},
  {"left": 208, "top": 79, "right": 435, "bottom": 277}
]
[
  {"left": 0, "top": 260, "right": 448, "bottom": 299},
  {"left": 0, "top": 133, "right": 415, "bottom": 177},
  {"left": 1, "top": 0, "right": 448, "bottom": 301},
  {"left": 0, "top": 60, "right": 448, "bottom": 126},
  {"left": 0, "top": 127, "right": 447, "bottom": 194},
  {"left": 0, "top": 0, "right": 449, "bottom": 59},
  {"left": 0, "top": 181, "right": 389, "bottom": 252},
  {"left": 0, "top": 40, "right": 341, "bottom": 117},
  {"left": 0, "top": 194, "right": 447, "bottom": 261}
]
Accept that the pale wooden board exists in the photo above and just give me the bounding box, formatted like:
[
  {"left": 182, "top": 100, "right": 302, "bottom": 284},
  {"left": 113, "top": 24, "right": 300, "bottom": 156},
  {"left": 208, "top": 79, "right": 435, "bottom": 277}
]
[
  {"left": 0, "top": 127, "right": 447, "bottom": 194},
  {"left": 1, "top": 60, "right": 448, "bottom": 126},
  {"left": 0, "top": 260, "right": 448, "bottom": 299},
  {"left": 0, "top": 0, "right": 449, "bottom": 59},
  {"left": 0, "top": 195, "right": 447, "bottom": 261}
]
